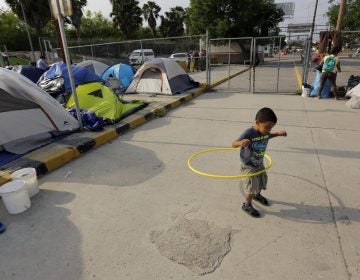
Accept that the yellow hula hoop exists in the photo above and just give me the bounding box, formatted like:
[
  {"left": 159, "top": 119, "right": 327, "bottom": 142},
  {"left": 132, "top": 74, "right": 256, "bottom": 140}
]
[{"left": 187, "top": 148, "right": 272, "bottom": 179}]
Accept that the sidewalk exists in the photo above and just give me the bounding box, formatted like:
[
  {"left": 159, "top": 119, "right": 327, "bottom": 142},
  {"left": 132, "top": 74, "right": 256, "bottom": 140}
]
[
  {"left": 0, "top": 66, "right": 250, "bottom": 185},
  {"left": 0, "top": 67, "right": 359, "bottom": 280}
]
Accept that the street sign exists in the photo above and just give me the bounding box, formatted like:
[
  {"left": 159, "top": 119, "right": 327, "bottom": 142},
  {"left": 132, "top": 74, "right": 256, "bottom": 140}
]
[
  {"left": 287, "top": 23, "right": 312, "bottom": 33},
  {"left": 49, "top": 0, "right": 73, "bottom": 18}
]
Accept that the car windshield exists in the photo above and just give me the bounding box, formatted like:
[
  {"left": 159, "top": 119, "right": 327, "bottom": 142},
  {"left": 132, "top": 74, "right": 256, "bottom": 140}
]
[
  {"left": 173, "top": 54, "right": 186, "bottom": 57},
  {"left": 131, "top": 51, "right": 141, "bottom": 56}
]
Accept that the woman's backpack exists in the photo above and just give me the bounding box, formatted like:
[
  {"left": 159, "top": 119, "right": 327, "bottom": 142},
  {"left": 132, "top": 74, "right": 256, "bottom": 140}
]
[{"left": 322, "top": 55, "right": 336, "bottom": 72}]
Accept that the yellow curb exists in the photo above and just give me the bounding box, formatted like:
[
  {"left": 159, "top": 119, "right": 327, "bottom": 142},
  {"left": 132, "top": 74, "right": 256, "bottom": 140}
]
[
  {"left": 170, "top": 99, "right": 181, "bottom": 108},
  {"left": 26, "top": 144, "right": 79, "bottom": 172},
  {"left": 185, "top": 94, "right": 194, "bottom": 101},
  {"left": 123, "top": 114, "right": 147, "bottom": 129},
  {"left": 293, "top": 61, "right": 302, "bottom": 90},
  {"left": 86, "top": 128, "right": 118, "bottom": 148},
  {"left": 210, "top": 67, "right": 251, "bottom": 88},
  {"left": 0, "top": 86, "right": 207, "bottom": 184},
  {"left": 0, "top": 171, "right": 11, "bottom": 185}
]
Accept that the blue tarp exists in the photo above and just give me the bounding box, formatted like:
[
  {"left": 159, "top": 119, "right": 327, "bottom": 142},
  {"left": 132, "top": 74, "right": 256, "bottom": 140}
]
[
  {"left": 15, "top": 66, "right": 45, "bottom": 83},
  {"left": 39, "top": 63, "right": 104, "bottom": 92},
  {"left": 101, "top": 63, "right": 136, "bottom": 92}
]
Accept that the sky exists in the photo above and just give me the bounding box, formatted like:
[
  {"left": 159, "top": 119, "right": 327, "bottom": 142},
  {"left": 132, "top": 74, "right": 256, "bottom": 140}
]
[{"left": 0, "top": 0, "right": 330, "bottom": 27}]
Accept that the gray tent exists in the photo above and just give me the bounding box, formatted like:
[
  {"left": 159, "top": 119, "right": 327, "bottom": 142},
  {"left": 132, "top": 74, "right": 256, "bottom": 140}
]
[
  {"left": 0, "top": 68, "right": 79, "bottom": 148},
  {"left": 125, "top": 58, "right": 199, "bottom": 95},
  {"left": 77, "top": 60, "right": 108, "bottom": 77}
]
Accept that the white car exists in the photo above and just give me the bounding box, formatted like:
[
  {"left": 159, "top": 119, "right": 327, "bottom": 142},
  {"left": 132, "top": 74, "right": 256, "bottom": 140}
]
[
  {"left": 129, "top": 49, "right": 154, "bottom": 65},
  {"left": 169, "top": 52, "right": 188, "bottom": 63}
]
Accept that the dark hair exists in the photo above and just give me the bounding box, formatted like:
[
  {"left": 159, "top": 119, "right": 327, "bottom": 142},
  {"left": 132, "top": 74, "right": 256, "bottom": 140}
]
[
  {"left": 255, "top": 107, "right": 277, "bottom": 123},
  {"left": 330, "top": 48, "right": 340, "bottom": 55}
]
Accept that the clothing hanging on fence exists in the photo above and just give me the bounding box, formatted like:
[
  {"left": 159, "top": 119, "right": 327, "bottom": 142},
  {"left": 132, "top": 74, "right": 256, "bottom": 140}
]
[
  {"left": 319, "top": 31, "right": 331, "bottom": 54},
  {"left": 330, "top": 30, "right": 342, "bottom": 53},
  {"left": 318, "top": 31, "right": 342, "bottom": 54}
]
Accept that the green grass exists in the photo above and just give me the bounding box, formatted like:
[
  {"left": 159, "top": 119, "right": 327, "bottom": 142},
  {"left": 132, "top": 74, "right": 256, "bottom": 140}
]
[{"left": 9, "top": 56, "right": 30, "bottom": 66}]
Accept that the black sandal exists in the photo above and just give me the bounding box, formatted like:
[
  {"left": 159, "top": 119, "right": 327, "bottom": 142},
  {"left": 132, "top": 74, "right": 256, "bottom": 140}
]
[
  {"left": 253, "top": 193, "right": 269, "bottom": 206},
  {"left": 242, "top": 203, "right": 260, "bottom": 218}
]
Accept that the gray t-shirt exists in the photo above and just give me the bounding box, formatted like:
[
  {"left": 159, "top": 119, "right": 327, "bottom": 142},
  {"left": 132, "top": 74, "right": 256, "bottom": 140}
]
[{"left": 238, "top": 127, "right": 271, "bottom": 167}]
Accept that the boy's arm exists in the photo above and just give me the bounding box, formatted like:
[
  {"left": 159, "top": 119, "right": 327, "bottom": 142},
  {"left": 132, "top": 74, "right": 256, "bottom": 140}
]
[
  {"left": 232, "top": 139, "right": 251, "bottom": 148},
  {"left": 270, "top": 130, "right": 287, "bottom": 138}
]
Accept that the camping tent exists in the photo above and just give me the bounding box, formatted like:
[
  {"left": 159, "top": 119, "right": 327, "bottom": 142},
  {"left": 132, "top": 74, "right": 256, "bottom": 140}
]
[
  {"left": 125, "top": 58, "right": 199, "bottom": 95},
  {"left": 101, "top": 63, "right": 136, "bottom": 92},
  {"left": 0, "top": 68, "right": 79, "bottom": 146},
  {"left": 38, "top": 63, "right": 104, "bottom": 93},
  {"left": 77, "top": 60, "right": 108, "bottom": 77},
  {"left": 65, "top": 82, "right": 146, "bottom": 123}
]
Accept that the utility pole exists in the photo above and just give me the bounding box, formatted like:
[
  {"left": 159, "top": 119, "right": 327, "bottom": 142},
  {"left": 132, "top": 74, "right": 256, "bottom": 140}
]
[
  {"left": 19, "top": 0, "right": 36, "bottom": 62},
  {"left": 336, "top": 0, "right": 346, "bottom": 31},
  {"left": 303, "top": 0, "right": 319, "bottom": 84}
]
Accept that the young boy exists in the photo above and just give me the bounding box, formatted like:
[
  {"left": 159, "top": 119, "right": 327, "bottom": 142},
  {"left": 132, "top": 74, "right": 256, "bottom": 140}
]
[{"left": 232, "top": 107, "right": 287, "bottom": 218}]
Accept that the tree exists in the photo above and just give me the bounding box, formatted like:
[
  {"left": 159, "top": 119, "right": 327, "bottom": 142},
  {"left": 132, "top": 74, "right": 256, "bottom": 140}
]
[
  {"left": 186, "top": 0, "right": 283, "bottom": 38},
  {"left": 80, "top": 11, "right": 120, "bottom": 39},
  {"left": 110, "top": 0, "right": 143, "bottom": 39},
  {"left": 327, "top": 0, "right": 360, "bottom": 31},
  {"left": 69, "top": 0, "right": 87, "bottom": 39},
  {"left": 159, "top": 6, "right": 187, "bottom": 37},
  {"left": 5, "top": 0, "right": 51, "bottom": 35},
  {"left": 142, "top": 1, "right": 161, "bottom": 37},
  {"left": 0, "top": 10, "right": 32, "bottom": 51}
]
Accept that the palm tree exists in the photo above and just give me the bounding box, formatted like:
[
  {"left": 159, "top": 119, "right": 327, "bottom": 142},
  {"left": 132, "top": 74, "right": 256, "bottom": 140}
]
[
  {"left": 109, "top": 0, "right": 143, "bottom": 39},
  {"left": 142, "top": 1, "right": 161, "bottom": 37},
  {"left": 70, "top": 0, "right": 87, "bottom": 40},
  {"left": 5, "top": 0, "right": 51, "bottom": 35}
]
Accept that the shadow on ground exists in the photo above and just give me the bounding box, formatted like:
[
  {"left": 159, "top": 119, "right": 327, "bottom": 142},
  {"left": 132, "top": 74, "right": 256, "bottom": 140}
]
[
  {"left": 0, "top": 189, "right": 82, "bottom": 280},
  {"left": 48, "top": 142, "right": 164, "bottom": 187}
]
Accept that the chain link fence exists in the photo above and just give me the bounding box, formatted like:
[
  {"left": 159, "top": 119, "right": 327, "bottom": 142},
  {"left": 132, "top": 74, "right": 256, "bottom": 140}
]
[
  {"left": 208, "top": 37, "right": 253, "bottom": 92},
  {"left": 51, "top": 35, "right": 206, "bottom": 66}
]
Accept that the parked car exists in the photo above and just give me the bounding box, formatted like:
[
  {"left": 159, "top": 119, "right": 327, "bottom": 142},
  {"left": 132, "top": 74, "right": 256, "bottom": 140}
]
[
  {"left": 169, "top": 52, "right": 188, "bottom": 63},
  {"left": 129, "top": 49, "right": 154, "bottom": 65}
]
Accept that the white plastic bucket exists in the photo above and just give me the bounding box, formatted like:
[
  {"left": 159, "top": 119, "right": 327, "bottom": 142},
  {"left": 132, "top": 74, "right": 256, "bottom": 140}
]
[
  {"left": 11, "top": 168, "right": 39, "bottom": 197},
  {"left": 0, "top": 180, "right": 31, "bottom": 214},
  {"left": 302, "top": 86, "right": 310, "bottom": 97}
]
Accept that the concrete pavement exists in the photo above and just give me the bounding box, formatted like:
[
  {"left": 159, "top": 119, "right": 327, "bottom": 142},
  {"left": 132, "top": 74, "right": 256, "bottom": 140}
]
[{"left": 0, "top": 87, "right": 359, "bottom": 279}]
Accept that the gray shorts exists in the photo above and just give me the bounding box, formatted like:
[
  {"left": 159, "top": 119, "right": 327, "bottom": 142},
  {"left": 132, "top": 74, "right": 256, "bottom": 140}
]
[{"left": 241, "top": 164, "right": 268, "bottom": 195}]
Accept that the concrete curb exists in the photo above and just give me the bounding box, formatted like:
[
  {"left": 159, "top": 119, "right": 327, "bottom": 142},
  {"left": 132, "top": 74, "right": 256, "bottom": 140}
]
[
  {"left": 0, "top": 69, "right": 247, "bottom": 185},
  {"left": 0, "top": 85, "right": 208, "bottom": 185}
]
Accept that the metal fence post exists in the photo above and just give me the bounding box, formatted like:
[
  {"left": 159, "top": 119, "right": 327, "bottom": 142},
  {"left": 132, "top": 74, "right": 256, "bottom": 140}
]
[
  {"left": 252, "top": 38, "right": 256, "bottom": 93},
  {"left": 249, "top": 37, "right": 253, "bottom": 92},
  {"left": 228, "top": 39, "right": 231, "bottom": 88},
  {"left": 277, "top": 37, "right": 281, "bottom": 92},
  {"left": 205, "top": 30, "right": 210, "bottom": 86}
]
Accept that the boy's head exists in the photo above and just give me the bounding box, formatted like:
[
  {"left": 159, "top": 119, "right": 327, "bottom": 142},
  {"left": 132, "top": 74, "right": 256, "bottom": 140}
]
[{"left": 255, "top": 107, "right": 277, "bottom": 135}]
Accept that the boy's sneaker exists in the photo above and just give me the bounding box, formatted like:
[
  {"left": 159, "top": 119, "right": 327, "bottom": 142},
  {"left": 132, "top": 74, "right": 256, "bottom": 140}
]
[
  {"left": 0, "top": 223, "right": 6, "bottom": 234},
  {"left": 253, "top": 193, "right": 269, "bottom": 206},
  {"left": 242, "top": 203, "right": 260, "bottom": 218}
]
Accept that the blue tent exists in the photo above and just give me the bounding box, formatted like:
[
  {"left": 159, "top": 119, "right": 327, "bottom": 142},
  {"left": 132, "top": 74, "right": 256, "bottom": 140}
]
[
  {"left": 14, "top": 66, "right": 45, "bottom": 83},
  {"left": 38, "top": 63, "right": 104, "bottom": 93},
  {"left": 101, "top": 63, "right": 136, "bottom": 92}
]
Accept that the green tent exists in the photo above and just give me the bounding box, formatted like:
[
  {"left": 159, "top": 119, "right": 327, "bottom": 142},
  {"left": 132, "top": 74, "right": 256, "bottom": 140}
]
[{"left": 66, "top": 82, "right": 145, "bottom": 123}]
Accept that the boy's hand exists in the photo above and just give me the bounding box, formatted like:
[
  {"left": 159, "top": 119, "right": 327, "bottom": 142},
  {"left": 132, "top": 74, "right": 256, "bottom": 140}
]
[
  {"left": 277, "top": 130, "right": 287, "bottom": 137},
  {"left": 232, "top": 139, "right": 251, "bottom": 148},
  {"left": 240, "top": 139, "right": 251, "bottom": 147}
]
